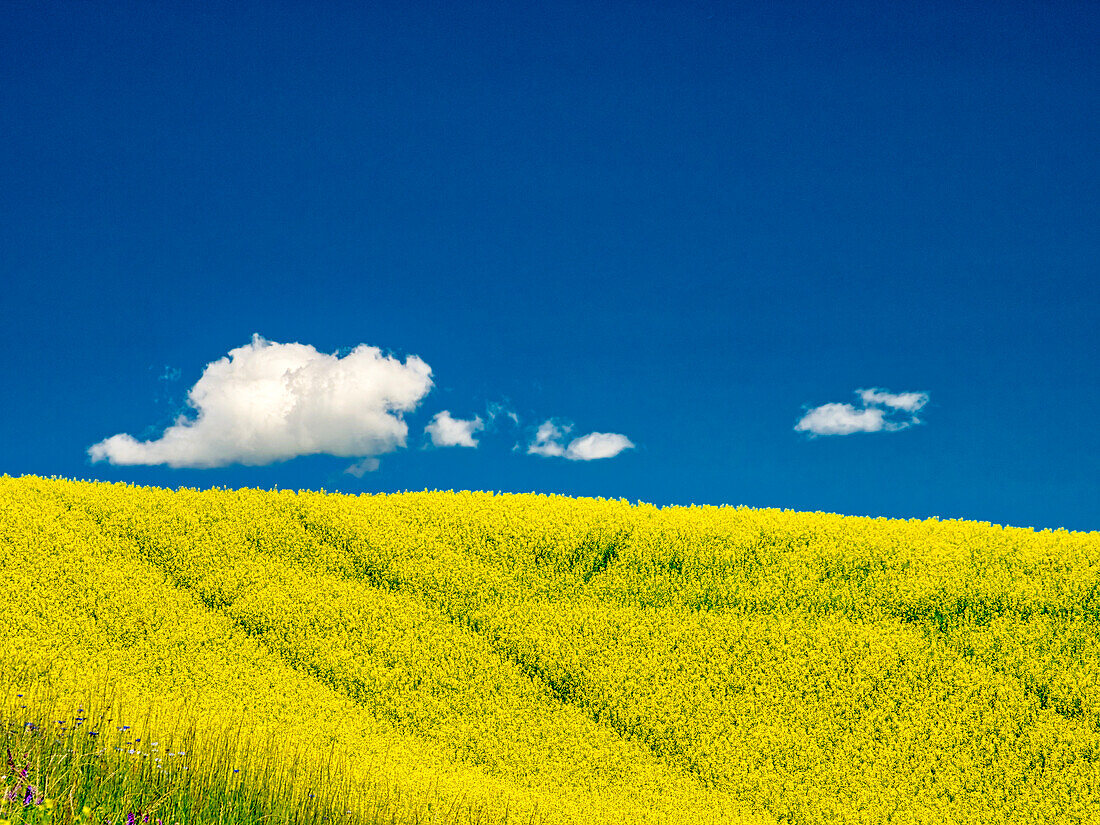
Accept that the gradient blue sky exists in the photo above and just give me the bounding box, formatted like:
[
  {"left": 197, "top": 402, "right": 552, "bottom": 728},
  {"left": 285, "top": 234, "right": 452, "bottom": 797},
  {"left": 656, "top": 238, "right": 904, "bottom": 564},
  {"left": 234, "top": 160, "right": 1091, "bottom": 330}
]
[{"left": 2, "top": 0, "right": 1097, "bottom": 530}]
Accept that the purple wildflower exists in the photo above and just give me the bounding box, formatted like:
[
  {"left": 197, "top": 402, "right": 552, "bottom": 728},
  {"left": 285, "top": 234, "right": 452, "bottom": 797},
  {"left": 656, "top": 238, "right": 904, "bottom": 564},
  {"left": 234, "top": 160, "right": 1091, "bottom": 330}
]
[
  {"left": 23, "top": 786, "right": 34, "bottom": 805},
  {"left": 127, "top": 812, "right": 136, "bottom": 825}
]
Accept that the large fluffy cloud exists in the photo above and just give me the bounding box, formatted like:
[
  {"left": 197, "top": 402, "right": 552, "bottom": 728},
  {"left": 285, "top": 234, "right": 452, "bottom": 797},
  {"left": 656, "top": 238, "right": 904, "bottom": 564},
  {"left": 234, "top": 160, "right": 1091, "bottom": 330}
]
[
  {"left": 795, "top": 387, "right": 929, "bottom": 436},
  {"left": 565, "top": 432, "right": 635, "bottom": 461},
  {"left": 88, "top": 334, "right": 433, "bottom": 469},
  {"left": 527, "top": 419, "right": 634, "bottom": 460},
  {"left": 793, "top": 403, "right": 888, "bottom": 436},
  {"left": 425, "top": 410, "right": 484, "bottom": 447}
]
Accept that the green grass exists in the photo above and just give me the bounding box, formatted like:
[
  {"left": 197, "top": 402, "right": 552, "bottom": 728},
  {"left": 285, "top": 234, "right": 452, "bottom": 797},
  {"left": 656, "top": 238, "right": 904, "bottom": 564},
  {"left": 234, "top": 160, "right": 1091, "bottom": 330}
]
[
  {"left": 0, "top": 690, "right": 392, "bottom": 825},
  {"left": 1, "top": 683, "right": 531, "bottom": 825}
]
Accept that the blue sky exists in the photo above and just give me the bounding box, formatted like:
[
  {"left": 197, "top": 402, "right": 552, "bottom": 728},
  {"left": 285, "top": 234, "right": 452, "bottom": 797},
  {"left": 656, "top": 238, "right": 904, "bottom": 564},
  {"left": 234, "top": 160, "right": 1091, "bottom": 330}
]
[{"left": 2, "top": 0, "right": 1097, "bottom": 531}]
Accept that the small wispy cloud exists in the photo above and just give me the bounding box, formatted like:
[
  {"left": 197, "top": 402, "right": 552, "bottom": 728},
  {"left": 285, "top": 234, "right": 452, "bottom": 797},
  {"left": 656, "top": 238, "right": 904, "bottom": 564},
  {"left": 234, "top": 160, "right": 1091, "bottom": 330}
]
[
  {"left": 425, "top": 410, "right": 484, "bottom": 447},
  {"left": 856, "top": 388, "right": 928, "bottom": 413},
  {"left": 527, "top": 420, "right": 570, "bottom": 457},
  {"left": 486, "top": 401, "right": 519, "bottom": 426},
  {"left": 795, "top": 387, "right": 929, "bottom": 437},
  {"left": 88, "top": 334, "right": 433, "bottom": 471},
  {"left": 344, "top": 457, "right": 381, "bottom": 477},
  {"left": 526, "top": 419, "right": 634, "bottom": 460}
]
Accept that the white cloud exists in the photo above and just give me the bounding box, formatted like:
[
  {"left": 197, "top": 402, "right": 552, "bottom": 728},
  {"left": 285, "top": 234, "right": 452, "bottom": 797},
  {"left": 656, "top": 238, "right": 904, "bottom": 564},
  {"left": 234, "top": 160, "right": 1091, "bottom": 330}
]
[
  {"left": 486, "top": 401, "right": 519, "bottom": 426},
  {"left": 425, "top": 411, "right": 484, "bottom": 447},
  {"left": 89, "top": 334, "right": 433, "bottom": 469},
  {"left": 527, "top": 420, "right": 569, "bottom": 457},
  {"left": 794, "top": 403, "right": 888, "bottom": 436},
  {"left": 795, "top": 388, "right": 929, "bottom": 437},
  {"left": 857, "top": 388, "right": 929, "bottom": 414},
  {"left": 344, "top": 457, "right": 381, "bottom": 477},
  {"left": 527, "top": 419, "right": 634, "bottom": 460},
  {"left": 564, "top": 432, "right": 635, "bottom": 460}
]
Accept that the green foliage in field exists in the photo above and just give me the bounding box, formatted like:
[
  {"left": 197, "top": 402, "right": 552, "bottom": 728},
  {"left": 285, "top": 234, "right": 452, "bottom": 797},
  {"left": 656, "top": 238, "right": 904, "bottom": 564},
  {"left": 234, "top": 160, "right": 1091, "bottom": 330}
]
[{"left": 2, "top": 476, "right": 1098, "bottom": 823}]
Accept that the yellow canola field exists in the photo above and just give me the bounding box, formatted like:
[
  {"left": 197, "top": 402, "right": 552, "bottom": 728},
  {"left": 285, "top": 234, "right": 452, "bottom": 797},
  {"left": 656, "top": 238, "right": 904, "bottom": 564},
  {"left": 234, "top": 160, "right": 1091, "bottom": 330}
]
[{"left": 2, "top": 475, "right": 1099, "bottom": 824}]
